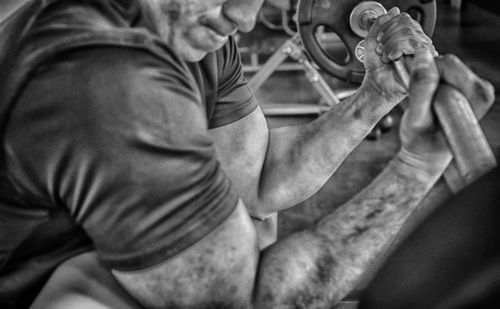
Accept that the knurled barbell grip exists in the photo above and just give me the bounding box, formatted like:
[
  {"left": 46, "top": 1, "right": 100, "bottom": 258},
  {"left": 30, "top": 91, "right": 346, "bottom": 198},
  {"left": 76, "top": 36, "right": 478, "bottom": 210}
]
[
  {"left": 433, "top": 84, "right": 497, "bottom": 185},
  {"left": 393, "top": 59, "right": 497, "bottom": 190}
]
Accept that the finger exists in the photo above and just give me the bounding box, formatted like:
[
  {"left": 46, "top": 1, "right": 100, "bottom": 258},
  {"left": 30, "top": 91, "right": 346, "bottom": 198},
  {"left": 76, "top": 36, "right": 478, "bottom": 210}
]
[
  {"left": 376, "top": 13, "right": 434, "bottom": 62},
  {"left": 436, "top": 54, "right": 496, "bottom": 118},
  {"left": 380, "top": 25, "right": 431, "bottom": 48},
  {"left": 378, "top": 15, "right": 424, "bottom": 44},
  {"left": 368, "top": 7, "right": 400, "bottom": 40},
  {"left": 407, "top": 49, "right": 439, "bottom": 130},
  {"left": 378, "top": 12, "right": 416, "bottom": 41},
  {"left": 381, "top": 36, "right": 435, "bottom": 62}
]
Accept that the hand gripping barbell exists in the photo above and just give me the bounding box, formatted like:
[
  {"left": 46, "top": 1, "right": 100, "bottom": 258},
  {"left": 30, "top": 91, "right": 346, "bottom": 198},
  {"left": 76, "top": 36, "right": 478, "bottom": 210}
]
[{"left": 297, "top": 0, "right": 496, "bottom": 191}]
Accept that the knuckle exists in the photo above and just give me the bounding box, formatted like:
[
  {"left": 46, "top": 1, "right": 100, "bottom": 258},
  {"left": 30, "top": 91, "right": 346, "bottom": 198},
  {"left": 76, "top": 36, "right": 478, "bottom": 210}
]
[
  {"left": 379, "top": 21, "right": 393, "bottom": 34},
  {"left": 401, "top": 46, "right": 413, "bottom": 55},
  {"left": 402, "top": 27, "right": 414, "bottom": 37},
  {"left": 443, "top": 53, "right": 461, "bottom": 67},
  {"left": 485, "top": 80, "right": 496, "bottom": 99},
  {"left": 399, "top": 12, "right": 412, "bottom": 21},
  {"left": 400, "top": 27, "right": 427, "bottom": 43},
  {"left": 464, "top": 72, "right": 476, "bottom": 84},
  {"left": 438, "top": 54, "right": 470, "bottom": 77},
  {"left": 410, "top": 18, "right": 421, "bottom": 28},
  {"left": 375, "top": 14, "right": 390, "bottom": 27},
  {"left": 475, "top": 79, "right": 496, "bottom": 105},
  {"left": 425, "top": 36, "right": 435, "bottom": 47},
  {"left": 419, "top": 29, "right": 429, "bottom": 38},
  {"left": 412, "top": 67, "right": 438, "bottom": 84},
  {"left": 410, "top": 40, "right": 426, "bottom": 49}
]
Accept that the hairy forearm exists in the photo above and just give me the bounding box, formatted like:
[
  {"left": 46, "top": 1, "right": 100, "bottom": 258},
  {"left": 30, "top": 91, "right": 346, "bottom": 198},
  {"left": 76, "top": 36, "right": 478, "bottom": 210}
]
[
  {"left": 254, "top": 150, "right": 451, "bottom": 307},
  {"left": 257, "top": 87, "right": 399, "bottom": 215},
  {"left": 111, "top": 152, "right": 451, "bottom": 309}
]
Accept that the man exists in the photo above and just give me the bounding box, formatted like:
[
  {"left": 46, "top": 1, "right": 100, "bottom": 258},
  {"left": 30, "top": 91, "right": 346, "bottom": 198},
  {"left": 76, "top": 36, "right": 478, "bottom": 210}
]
[{"left": 0, "top": 0, "right": 494, "bottom": 308}]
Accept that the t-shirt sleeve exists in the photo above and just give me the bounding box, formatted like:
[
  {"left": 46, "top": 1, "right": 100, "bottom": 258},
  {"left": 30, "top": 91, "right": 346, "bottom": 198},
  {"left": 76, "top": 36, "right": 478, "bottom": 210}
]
[
  {"left": 209, "top": 37, "right": 259, "bottom": 128},
  {"left": 5, "top": 46, "right": 239, "bottom": 271}
]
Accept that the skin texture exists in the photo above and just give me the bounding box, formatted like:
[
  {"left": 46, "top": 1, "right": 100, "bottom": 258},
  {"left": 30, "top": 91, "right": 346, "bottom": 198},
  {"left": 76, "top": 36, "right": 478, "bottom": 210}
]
[
  {"left": 109, "top": 50, "right": 494, "bottom": 309},
  {"left": 210, "top": 8, "right": 439, "bottom": 220},
  {"left": 31, "top": 0, "right": 496, "bottom": 308}
]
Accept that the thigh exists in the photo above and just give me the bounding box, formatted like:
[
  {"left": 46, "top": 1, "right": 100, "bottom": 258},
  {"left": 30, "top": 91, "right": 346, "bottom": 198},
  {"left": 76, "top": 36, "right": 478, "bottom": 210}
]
[{"left": 31, "top": 252, "right": 142, "bottom": 309}]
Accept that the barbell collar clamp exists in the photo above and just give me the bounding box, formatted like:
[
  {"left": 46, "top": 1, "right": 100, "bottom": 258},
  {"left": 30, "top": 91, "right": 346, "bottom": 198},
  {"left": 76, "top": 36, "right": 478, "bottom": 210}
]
[{"left": 350, "top": 1, "right": 387, "bottom": 38}]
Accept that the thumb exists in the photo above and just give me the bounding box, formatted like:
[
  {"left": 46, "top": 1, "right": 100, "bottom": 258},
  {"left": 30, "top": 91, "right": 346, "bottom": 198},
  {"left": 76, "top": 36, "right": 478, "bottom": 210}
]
[{"left": 407, "top": 49, "right": 439, "bottom": 131}]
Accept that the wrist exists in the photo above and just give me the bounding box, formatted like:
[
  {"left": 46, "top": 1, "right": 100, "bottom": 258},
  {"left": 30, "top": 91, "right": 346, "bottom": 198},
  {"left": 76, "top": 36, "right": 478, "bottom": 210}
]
[
  {"left": 350, "top": 83, "right": 398, "bottom": 118},
  {"left": 357, "top": 81, "right": 402, "bottom": 110},
  {"left": 359, "top": 72, "right": 408, "bottom": 105},
  {"left": 357, "top": 81, "right": 385, "bottom": 103}
]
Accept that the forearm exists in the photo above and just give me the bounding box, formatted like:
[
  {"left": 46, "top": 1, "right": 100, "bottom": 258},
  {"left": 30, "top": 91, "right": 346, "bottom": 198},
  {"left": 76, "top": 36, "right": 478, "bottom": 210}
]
[
  {"left": 254, "top": 149, "right": 451, "bottom": 307},
  {"left": 257, "top": 86, "right": 400, "bottom": 215},
  {"left": 110, "top": 151, "right": 450, "bottom": 309}
]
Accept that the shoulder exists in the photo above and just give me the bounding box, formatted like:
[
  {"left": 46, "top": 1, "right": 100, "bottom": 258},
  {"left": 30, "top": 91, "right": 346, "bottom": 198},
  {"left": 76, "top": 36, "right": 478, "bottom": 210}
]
[
  {"left": 31, "top": 46, "right": 204, "bottom": 135},
  {"left": 19, "top": 0, "right": 188, "bottom": 82}
]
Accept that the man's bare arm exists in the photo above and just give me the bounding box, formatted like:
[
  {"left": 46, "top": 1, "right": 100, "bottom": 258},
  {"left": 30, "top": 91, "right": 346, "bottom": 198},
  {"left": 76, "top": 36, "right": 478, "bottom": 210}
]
[
  {"left": 211, "top": 10, "right": 429, "bottom": 218},
  {"left": 112, "top": 144, "right": 449, "bottom": 308},
  {"left": 113, "top": 50, "right": 495, "bottom": 309},
  {"left": 211, "top": 87, "right": 395, "bottom": 217},
  {"left": 254, "top": 148, "right": 450, "bottom": 307}
]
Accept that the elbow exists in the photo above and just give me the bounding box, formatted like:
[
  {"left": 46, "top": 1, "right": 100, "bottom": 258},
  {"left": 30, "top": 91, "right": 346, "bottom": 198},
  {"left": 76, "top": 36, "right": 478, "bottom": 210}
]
[
  {"left": 253, "top": 232, "right": 345, "bottom": 308},
  {"left": 249, "top": 207, "right": 275, "bottom": 222},
  {"left": 246, "top": 183, "right": 289, "bottom": 219},
  {"left": 245, "top": 197, "right": 277, "bottom": 221}
]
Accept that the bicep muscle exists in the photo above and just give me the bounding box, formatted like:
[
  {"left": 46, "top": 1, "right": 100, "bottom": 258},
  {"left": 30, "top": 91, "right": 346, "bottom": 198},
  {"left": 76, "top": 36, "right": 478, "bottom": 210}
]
[{"left": 112, "top": 200, "right": 259, "bottom": 309}]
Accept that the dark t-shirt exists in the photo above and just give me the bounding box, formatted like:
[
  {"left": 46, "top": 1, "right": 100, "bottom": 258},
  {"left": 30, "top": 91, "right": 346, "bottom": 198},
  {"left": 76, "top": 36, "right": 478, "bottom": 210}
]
[{"left": 0, "top": 0, "right": 258, "bottom": 307}]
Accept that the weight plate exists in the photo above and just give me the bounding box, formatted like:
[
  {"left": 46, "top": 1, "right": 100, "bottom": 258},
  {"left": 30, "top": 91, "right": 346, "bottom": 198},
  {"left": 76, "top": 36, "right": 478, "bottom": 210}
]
[{"left": 297, "top": 0, "right": 437, "bottom": 84}]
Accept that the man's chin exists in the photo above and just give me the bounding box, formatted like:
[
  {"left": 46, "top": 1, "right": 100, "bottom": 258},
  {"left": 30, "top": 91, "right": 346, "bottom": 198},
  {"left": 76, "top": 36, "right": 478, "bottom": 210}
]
[
  {"left": 178, "top": 44, "right": 217, "bottom": 62},
  {"left": 180, "top": 39, "right": 227, "bottom": 62},
  {"left": 181, "top": 51, "right": 208, "bottom": 62}
]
